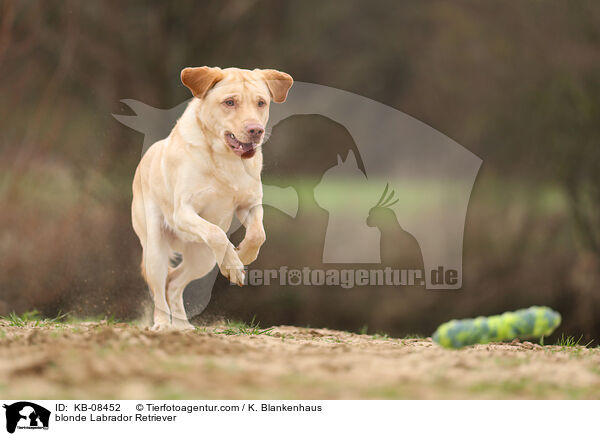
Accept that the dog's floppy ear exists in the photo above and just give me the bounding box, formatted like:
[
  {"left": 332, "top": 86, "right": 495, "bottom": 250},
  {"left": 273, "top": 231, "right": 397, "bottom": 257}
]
[
  {"left": 181, "top": 66, "right": 224, "bottom": 98},
  {"left": 260, "top": 69, "right": 293, "bottom": 103}
]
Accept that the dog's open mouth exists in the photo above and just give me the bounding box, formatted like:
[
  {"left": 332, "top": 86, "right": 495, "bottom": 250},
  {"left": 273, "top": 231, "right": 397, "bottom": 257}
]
[{"left": 225, "top": 133, "right": 258, "bottom": 159}]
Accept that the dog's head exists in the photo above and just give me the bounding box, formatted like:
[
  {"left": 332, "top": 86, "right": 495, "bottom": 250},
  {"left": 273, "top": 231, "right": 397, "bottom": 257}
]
[{"left": 181, "top": 66, "right": 293, "bottom": 159}]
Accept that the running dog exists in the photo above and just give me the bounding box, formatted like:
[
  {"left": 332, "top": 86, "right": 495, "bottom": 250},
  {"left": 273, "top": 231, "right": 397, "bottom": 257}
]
[{"left": 131, "top": 67, "right": 293, "bottom": 330}]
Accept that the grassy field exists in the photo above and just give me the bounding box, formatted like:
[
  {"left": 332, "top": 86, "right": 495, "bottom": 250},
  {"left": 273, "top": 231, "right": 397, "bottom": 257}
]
[{"left": 1, "top": 312, "right": 599, "bottom": 400}]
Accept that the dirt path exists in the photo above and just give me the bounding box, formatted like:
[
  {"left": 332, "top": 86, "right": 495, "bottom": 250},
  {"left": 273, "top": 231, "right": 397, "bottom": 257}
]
[{"left": 1, "top": 320, "right": 599, "bottom": 399}]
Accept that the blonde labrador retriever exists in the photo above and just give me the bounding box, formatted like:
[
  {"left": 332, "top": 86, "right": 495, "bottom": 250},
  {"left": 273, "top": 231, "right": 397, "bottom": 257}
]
[{"left": 131, "top": 67, "right": 293, "bottom": 330}]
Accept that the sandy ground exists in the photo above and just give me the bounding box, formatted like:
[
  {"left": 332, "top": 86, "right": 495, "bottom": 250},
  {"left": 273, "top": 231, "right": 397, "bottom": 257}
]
[{"left": 0, "top": 320, "right": 599, "bottom": 399}]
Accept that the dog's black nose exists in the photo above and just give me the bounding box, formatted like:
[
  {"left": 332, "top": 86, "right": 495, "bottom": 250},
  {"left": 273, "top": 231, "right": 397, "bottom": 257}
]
[{"left": 245, "top": 123, "right": 264, "bottom": 138}]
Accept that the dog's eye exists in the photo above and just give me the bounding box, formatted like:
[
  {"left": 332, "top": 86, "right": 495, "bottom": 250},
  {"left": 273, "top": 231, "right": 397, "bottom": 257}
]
[
  {"left": 258, "top": 100, "right": 266, "bottom": 107},
  {"left": 224, "top": 99, "right": 235, "bottom": 107}
]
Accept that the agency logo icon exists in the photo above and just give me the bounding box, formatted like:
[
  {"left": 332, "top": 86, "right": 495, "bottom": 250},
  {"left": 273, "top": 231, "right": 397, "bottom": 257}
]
[{"left": 2, "top": 402, "right": 50, "bottom": 434}]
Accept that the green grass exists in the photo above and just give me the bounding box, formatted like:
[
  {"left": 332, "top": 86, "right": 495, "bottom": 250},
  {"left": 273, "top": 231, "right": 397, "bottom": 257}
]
[
  {"left": 371, "top": 331, "right": 390, "bottom": 340},
  {"left": 556, "top": 334, "right": 583, "bottom": 347},
  {"left": 0, "top": 310, "right": 129, "bottom": 329},
  {"left": 1, "top": 309, "right": 68, "bottom": 327},
  {"left": 402, "top": 333, "right": 424, "bottom": 339},
  {"left": 555, "top": 333, "right": 594, "bottom": 349},
  {"left": 103, "top": 314, "right": 119, "bottom": 325},
  {"left": 212, "top": 316, "right": 274, "bottom": 336}
]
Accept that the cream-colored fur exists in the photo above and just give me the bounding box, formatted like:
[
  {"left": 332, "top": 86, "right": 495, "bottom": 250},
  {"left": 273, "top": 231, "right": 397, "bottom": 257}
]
[{"left": 131, "top": 67, "right": 293, "bottom": 330}]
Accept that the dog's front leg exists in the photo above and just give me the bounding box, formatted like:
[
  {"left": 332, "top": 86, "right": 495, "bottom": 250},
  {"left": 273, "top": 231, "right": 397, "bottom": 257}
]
[
  {"left": 173, "top": 203, "right": 245, "bottom": 286},
  {"left": 235, "top": 204, "right": 266, "bottom": 265}
]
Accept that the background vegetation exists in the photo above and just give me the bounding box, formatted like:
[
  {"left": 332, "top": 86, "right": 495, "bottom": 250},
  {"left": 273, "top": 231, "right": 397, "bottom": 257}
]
[{"left": 0, "top": 0, "right": 599, "bottom": 340}]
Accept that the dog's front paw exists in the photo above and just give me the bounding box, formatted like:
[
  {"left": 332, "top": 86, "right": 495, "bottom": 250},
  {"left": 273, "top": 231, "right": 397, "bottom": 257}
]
[
  {"left": 219, "top": 246, "right": 246, "bottom": 286},
  {"left": 236, "top": 231, "right": 265, "bottom": 265},
  {"left": 236, "top": 244, "right": 260, "bottom": 265}
]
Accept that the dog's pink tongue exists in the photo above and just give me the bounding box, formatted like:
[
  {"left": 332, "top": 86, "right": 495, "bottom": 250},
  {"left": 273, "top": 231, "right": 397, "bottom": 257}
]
[
  {"left": 241, "top": 142, "right": 254, "bottom": 152},
  {"left": 241, "top": 148, "right": 256, "bottom": 159}
]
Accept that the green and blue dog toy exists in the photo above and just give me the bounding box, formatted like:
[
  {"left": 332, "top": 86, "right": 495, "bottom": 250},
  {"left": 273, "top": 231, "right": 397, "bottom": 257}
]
[{"left": 432, "top": 306, "right": 561, "bottom": 349}]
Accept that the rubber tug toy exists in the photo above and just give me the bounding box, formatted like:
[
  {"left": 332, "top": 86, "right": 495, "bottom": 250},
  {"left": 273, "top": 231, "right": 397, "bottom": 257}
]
[{"left": 432, "top": 306, "right": 561, "bottom": 349}]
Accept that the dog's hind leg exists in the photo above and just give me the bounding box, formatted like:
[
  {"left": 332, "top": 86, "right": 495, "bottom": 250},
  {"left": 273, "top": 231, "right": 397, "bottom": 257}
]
[{"left": 166, "top": 241, "right": 216, "bottom": 330}]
